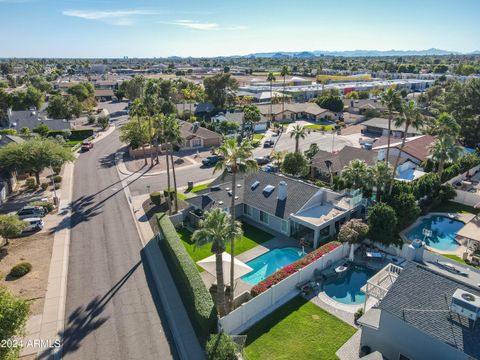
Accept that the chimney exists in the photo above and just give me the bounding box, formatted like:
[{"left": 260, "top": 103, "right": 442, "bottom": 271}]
[{"left": 277, "top": 181, "right": 287, "bottom": 200}]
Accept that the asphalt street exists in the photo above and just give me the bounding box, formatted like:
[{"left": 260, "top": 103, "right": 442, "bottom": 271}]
[{"left": 63, "top": 129, "right": 177, "bottom": 360}]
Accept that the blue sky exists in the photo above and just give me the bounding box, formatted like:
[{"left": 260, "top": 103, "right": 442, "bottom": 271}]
[{"left": 1, "top": 0, "right": 479, "bottom": 58}]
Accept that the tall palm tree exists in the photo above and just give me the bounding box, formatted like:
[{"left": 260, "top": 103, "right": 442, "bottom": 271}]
[
  {"left": 280, "top": 65, "right": 289, "bottom": 113},
  {"left": 380, "top": 88, "right": 401, "bottom": 164},
  {"left": 428, "top": 137, "right": 463, "bottom": 179},
  {"left": 214, "top": 139, "right": 258, "bottom": 311},
  {"left": 290, "top": 124, "right": 306, "bottom": 153},
  {"left": 389, "top": 100, "right": 424, "bottom": 195},
  {"left": 156, "top": 115, "right": 172, "bottom": 215},
  {"left": 433, "top": 112, "right": 461, "bottom": 139},
  {"left": 129, "top": 99, "right": 148, "bottom": 166},
  {"left": 164, "top": 115, "right": 183, "bottom": 213},
  {"left": 341, "top": 159, "right": 372, "bottom": 192},
  {"left": 371, "top": 161, "right": 393, "bottom": 202},
  {"left": 270, "top": 150, "right": 286, "bottom": 168},
  {"left": 266, "top": 72, "right": 276, "bottom": 121},
  {"left": 192, "top": 208, "right": 243, "bottom": 317}
]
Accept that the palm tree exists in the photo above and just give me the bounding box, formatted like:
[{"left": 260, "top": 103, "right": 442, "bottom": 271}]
[
  {"left": 304, "top": 143, "right": 319, "bottom": 162},
  {"left": 433, "top": 112, "right": 461, "bottom": 139},
  {"left": 214, "top": 139, "right": 258, "bottom": 311},
  {"left": 380, "top": 88, "right": 401, "bottom": 164},
  {"left": 371, "top": 161, "right": 393, "bottom": 202},
  {"left": 428, "top": 137, "right": 463, "bottom": 179},
  {"left": 266, "top": 72, "right": 276, "bottom": 121},
  {"left": 290, "top": 124, "right": 306, "bottom": 153},
  {"left": 164, "top": 115, "right": 183, "bottom": 213},
  {"left": 389, "top": 100, "right": 424, "bottom": 195},
  {"left": 156, "top": 115, "right": 172, "bottom": 215},
  {"left": 341, "top": 159, "right": 371, "bottom": 192},
  {"left": 192, "top": 208, "right": 243, "bottom": 317},
  {"left": 280, "top": 65, "right": 289, "bottom": 113},
  {"left": 129, "top": 99, "right": 148, "bottom": 166},
  {"left": 270, "top": 150, "right": 286, "bottom": 168}
]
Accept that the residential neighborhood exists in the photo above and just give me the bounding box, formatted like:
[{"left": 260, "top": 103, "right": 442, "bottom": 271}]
[{"left": 0, "top": 1, "right": 480, "bottom": 360}]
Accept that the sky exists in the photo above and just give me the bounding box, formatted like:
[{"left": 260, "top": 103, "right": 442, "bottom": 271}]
[{"left": 1, "top": 0, "right": 479, "bottom": 58}]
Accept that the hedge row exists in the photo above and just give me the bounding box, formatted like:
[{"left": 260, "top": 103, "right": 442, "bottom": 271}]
[
  {"left": 156, "top": 213, "right": 217, "bottom": 342},
  {"left": 48, "top": 129, "right": 94, "bottom": 141},
  {"left": 251, "top": 241, "right": 341, "bottom": 297}
]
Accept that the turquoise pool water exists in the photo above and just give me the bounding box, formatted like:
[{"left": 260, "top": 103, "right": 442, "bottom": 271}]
[
  {"left": 323, "top": 265, "right": 377, "bottom": 305},
  {"left": 405, "top": 215, "right": 464, "bottom": 251},
  {"left": 240, "top": 247, "right": 304, "bottom": 285}
]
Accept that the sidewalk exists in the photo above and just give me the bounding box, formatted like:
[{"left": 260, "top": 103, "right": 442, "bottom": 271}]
[{"left": 129, "top": 194, "right": 205, "bottom": 360}]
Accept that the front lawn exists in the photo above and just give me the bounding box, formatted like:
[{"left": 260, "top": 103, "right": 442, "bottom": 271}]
[
  {"left": 253, "top": 134, "right": 264, "bottom": 141},
  {"left": 303, "top": 124, "right": 335, "bottom": 131},
  {"left": 430, "top": 201, "right": 480, "bottom": 215},
  {"left": 244, "top": 296, "right": 356, "bottom": 360},
  {"left": 178, "top": 223, "right": 274, "bottom": 271},
  {"left": 191, "top": 183, "right": 209, "bottom": 193}
]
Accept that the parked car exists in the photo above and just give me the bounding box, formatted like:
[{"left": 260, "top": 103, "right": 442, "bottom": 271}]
[
  {"left": 255, "top": 156, "right": 270, "bottom": 165},
  {"left": 81, "top": 142, "right": 94, "bottom": 151},
  {"left": 263, "top": 164, "right": 279, "bottom": 173},
  {"left": 22, "top": 218, "right": 44, "bottom": 233},
  {"left": 16, "top": 206, "right": 46, "bottom": 219},
  {"left": 202, "top": 155, "right": 223, "bottom": 167}
]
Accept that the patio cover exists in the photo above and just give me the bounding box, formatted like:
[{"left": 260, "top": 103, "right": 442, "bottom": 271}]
[
  {"left": 456, "top": 215, "right": 480, "bottom": 243},
  {"left": 197, "top": 252, "right": 253, "bottom": 285}
]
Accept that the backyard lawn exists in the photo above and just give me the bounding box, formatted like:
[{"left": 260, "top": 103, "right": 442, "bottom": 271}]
[
  {"left": 243, "top": 296, "right": 356, "bottom": 360},
  {"left": 443, "top": 254, "right": 479, "bottom": 269},
  {"left": 177, "top": 223, "right": 274, "bottom": 270}
]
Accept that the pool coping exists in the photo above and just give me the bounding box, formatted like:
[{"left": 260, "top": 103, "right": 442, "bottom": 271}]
[{"left": 399, "top": 212, "right": 475, "bottom": 255}]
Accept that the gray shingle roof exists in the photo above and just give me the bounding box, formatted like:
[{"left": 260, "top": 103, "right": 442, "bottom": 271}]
[
  {"left": 311, "top": 145, "right": 377, "bottom": 174},
  {"left": 378, "top": 263, "right": 480, "bottom": 358},
  {"left": 0, "top": 134, "right": 25, "bottom": 147},
  {"left": 362, "top": 117, "right": 423, "bottom": 135},
  {"left": 8, "top": 110, "right": 71, "bottom": 131}
]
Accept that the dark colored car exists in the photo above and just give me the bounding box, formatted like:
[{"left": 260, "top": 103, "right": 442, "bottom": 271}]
[
  {"left": 202, "top": 155, "right": 223, "bottom": 167},
  {"left": 255, "top": 156, "right": 270, "bottom": 165}
]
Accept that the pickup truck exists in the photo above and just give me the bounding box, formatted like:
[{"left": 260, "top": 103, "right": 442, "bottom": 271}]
[{"left": 81, "top": 142, "right": 94, "bottom": 151}]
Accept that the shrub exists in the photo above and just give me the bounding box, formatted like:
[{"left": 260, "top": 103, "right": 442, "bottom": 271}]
[
  {"left": 156, "top": 213, "right": 217, "bottom": 342},
  {"left": 48, "top": 129, "right": 94, "bottom": 141},
  {"left": 206, "top": 333, "right": 239, "bottom": 360},
  {"left": 354, "top": 308, "right": 364, "bottom": 324},
  {"left": 9, "top": 262, "right": 32, "bottom": 278},
  {"left": 40, "top": 182, "right": 49, "bottom": 191},
  {"left": 25, "top": 177, "right": 38, "bottom": 189},
  {"left": 163, "top": 188, "right": 176, "bottom": 201},
  {"left": 54, "top": 183, "right": 61, "bottom": 190},
  {"left": 338, "top": 219, "right": 369, "bottom": 244},
  {"left": 29, "top": 201, "right": 54, "bottom": 213},
  {"left": 251, "top": 241, "right": 341, "bottom": 297},
  {"left": 53, "top": 175, "right": 62, "bottom": 183},
  {"left": 150, "top": 191, "right": 162, "bottom": 206}
]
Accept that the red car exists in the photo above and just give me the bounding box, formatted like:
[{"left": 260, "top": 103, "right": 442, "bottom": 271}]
[{"left": 81, "top": 142, "right": 94, "bottom": 151}]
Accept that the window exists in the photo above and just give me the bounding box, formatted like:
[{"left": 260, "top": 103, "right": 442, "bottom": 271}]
[
  {"left": 243, "top": 204, "right": 252, "bottom": 217},
  {"left": 259, "top": 210, "right": 269, "bottom": 224},
  {"left": 281, "top": 220, "right": 288, "bottom": 234},
  {"left": 191, "top": 138, "right": 202, "bottom": 147}
]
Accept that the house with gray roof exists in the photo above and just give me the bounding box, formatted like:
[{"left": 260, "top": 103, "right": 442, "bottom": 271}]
[
  {"left": 7, "top": 109, "right": 71, "bottom": 132},
  {"left": 187, "top": 171, "right": 363, "bottom": 248},
  {"left": 362, "top": 117, "right": 423, "bottom": 138},
  {"left": 211, "top": 111, "right": 270, "bottom": 133},
  {"left": 256, "top": 103, "right": 335, "bottom": 122},
  {"left": 359, "top": 263, "right": 480, "bottom": 360}
]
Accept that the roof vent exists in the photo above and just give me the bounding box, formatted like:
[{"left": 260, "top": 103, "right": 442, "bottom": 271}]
[
  {"left": 262, "top": 185, "right": 275, "bottom": 196},
  {"left": 218, "top": 201, "right": 224, "bottom": 205},
  {"left": 227, "top": 190, "right": 232, "bottom": 196},
  {"left": 451, "top": 289, "right": 480, "bottom": 321},
  {"left": 251, "top": 181, "right": 260, "bottom": 190},
  {"left": 210, "top": 185, "right": 221, "bottom": 191},
  {"left": 237, "top": 184, "right": 242, "bottom": 188},
  {"left": 225, "top": 187, "right": 230, "bottom": 191}
]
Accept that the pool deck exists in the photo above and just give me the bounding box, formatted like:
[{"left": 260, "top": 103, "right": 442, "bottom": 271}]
[{"left": 400, "top": 212, "right": 476, "bottom": 256}]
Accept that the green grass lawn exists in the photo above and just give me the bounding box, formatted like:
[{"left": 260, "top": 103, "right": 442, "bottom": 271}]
[
  {"left": 303, "top": 124, "right": 335, "bottom": 131},
  {"left": 253, "top": 134, "right": 264, "bottom": 141},
  {"left": 177, "top": 223, "right": 274, "bottom": 271},
  {"left": 430, "top": 201, "right": 480, "bottom": 215},
  {"left": 190, "top": 183, "right": 209, "bottom": 193},
  {"left": 442, "top": 254, "right": 479, "bottom": 269},
  {"left": 243, "top": 296, "right": 356, "bottom": 360},
  {"left": 177, "top": 193, "right": 188, "bottom": 201},
  {"left": 252, "top": 71, "right": 281, "bottom": 76}
]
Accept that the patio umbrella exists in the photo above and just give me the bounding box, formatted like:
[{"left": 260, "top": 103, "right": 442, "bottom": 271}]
[{"left": 197, "top": 252, "right": 253, "bottom": 285}]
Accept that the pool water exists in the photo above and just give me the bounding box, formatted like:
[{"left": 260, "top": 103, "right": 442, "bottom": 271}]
[
  {"left": 323, "top": 265, "right": 376, "bottom": 305},
  {"left": 240, "top": 247, "right": 304, "bottom": 285},
  {"left": 405, "top": 215, "right": 464, "bottom": 252}
]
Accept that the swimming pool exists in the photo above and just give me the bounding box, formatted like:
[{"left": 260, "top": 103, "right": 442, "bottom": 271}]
[
  {"left": 404, "top": 215, "right": 464, "bottom": 252},
  {"left": 240, "top": 247, "right": 304, "bottom": 285},
  {"left": 323, "top": 265, "right": 376, "bottom": 305}
]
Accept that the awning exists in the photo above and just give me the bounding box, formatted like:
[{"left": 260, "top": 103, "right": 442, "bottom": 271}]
[{"left": 197, "top": 252, "right": 253, "bottom": 285}]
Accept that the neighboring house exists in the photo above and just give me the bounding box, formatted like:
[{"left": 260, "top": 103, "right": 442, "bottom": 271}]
[
  {"left": 176, "top": 102, "right": 215, "bottom": 117},
  {"left": 187, "top": 171, "right": 363, "bottom": 248},
  {"left": 256, "top": 103, "right": 335, "bottom": 122},
  {"left": 359, "top": 263, "right": 480, "bottom": 360},
  {"left": 179, "top": 121, "right": 222, "bottom": 149},
  {"left": 362, "top": 117, "right": 424, "bottom": 138},
  {"left": 310, "top": 146, "right": 377, "bottom": 179},
  {"left": 0, "top": 135, "right": 24, "bottom": 204},
  {"left": 94, "top": 89, "right": 115, "bottom": 101},
  {"left": 7, "top": 109, "right": 71, "bottom": 132},
  {"left": 236, "top": 90, "right": 290, "bottom": 104},
  {"left": 211, "top": 111, "right": 270, "bottom": 133},
  {"left": 343, "top": 99, "right": 386, "bottom": 115},
  {"left": 93, "top": 80, "right": 119, "bottom": 90},
  {"left": 372, "top": 135, "right": 436, "bottom": 165}
]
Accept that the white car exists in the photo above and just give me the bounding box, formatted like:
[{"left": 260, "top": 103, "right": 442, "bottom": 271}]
[{"left": 22, "top": 218, "right": 44, "bottom": 233}]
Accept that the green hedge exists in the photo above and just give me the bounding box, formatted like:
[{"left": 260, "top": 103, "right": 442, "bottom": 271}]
[
  {"left": 156, "top": 213, "right": 217, "bottom": 343},
  {"left": 48, "top": 129, "right": 94, "bottom": 141}
]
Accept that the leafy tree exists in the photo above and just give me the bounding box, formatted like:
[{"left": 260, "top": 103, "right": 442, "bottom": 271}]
[
  {"left": 315, "top": 94, "right": 344, "bottom": 112},
  {"left": 282, "top": 152, "right": 308, "bottom": 176},
  {"left": 192, "top": 208, "right": 243, "bottom": 316},
  {"left": 242, "top": 105, "right": 261, "bottom": 138},
  {"left": 67, "top": 82, "right": 94, "bottom": 102},
  {"left": 0, "top": 215, "right": 27, "bottom": 246},
  {"left": 0, "top": 129, "right": 17, "bottom": 135},
  {"left": 0, "top": 286, "right": 30, "bottom": 360},
  {"left": 368, "top": 203, "right": 398, "bottom": 246},
  {"left": 30, "top": 75, "right": 53, "bottom": 93},
  {"left": 413, "top": 172, "right": 441, "bottom": 199},
  {"left": 203, "top": 73, "right": 239, "bottom": 108},
  {"left": 217, "top": 121, "right": 240, "bottom": 135},
  {"left": 32, "top": 123, "right": 50, "bottom": 137},
  {"left": 338, "top": 219, "right": 369, "bottom": 244},
  {"left": 20, "top": 127, "right": 31, "bottom": 136},
  {"left": 119, "top": 118, "right": 149, "bottom": 150},
  {"left": 433, "top": 64, "right": 448, "bottom": 74},
  {"left": 46, "top": 95, "right": 81, "bottom": 119},
  {"left": 390, "top": 193, "right": 420, "bottom": 229},
  {"left": 0, "top": 137, "right": 74, "bottom": 184},
  {"left": 24, "top": 86, "right": 45, "bottom": 110},
  {"left": 380, "top": 88, "right": 401, "bottom": 163},
  {"left": 125, "top": 75, "right": 145, "bottom": 100},
  {"left": 97, "top": 115, "right": 109, "bottom": 130},
  {"left": 205, "top": 333, "right": 239, "bottom": 360},
  {"left": 214, "top": 138, "right": 257, "bottom": 309},
  {"left": 289, "top": 124, "right": 306, "bottom": 153}
]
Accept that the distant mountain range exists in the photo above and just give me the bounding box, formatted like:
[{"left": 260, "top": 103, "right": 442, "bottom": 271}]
[{"left": 244, "top": 48, "right": 480, "bottom": 58}]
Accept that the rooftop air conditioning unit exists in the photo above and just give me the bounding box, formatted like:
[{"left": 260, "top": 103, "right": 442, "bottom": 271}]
[{"left": 451, "top": 289, "right": 480, "bottom": 321}]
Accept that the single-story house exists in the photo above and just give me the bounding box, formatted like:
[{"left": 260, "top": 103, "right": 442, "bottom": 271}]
[
  {"left": 373, "top": 135, "right": 436, "bottom": 165},
  {"left": 359, "top": 263, "right": 480, "bottom": 360},
  {"left": 256, "top": 103, "right": 335, "bottom": 122},
  {"left": 187, "top": 171, "right": 363, "bottom": 248},
  {"left": 211, "top": 111, "right": 270, "bottom": 133},
  {"left": 311, "top": 146, "right": 378, "bottom": 179},
  {"left": 94, "top": 89, "right": 115, "bottom": 101},
  {"left": 343, "top": 99, "right": 386, "bottom": 115},
  {"left": 362, "top": 117, "right": 424, "bottom": 138},
  {"left": 176, "top": 102, "right": 215, "bottom": 117},
  {"left": 7, "top": 109, "right": 71, "bottom": 132},
  {"left": 236, "top": 90, "right": 290, "bottom": 104},
  {"left": 179, "top": 121, "right": 222, "bottom": 149},
  {"left": 93, "top": 80, "right": 119, "bottom": 90}
]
